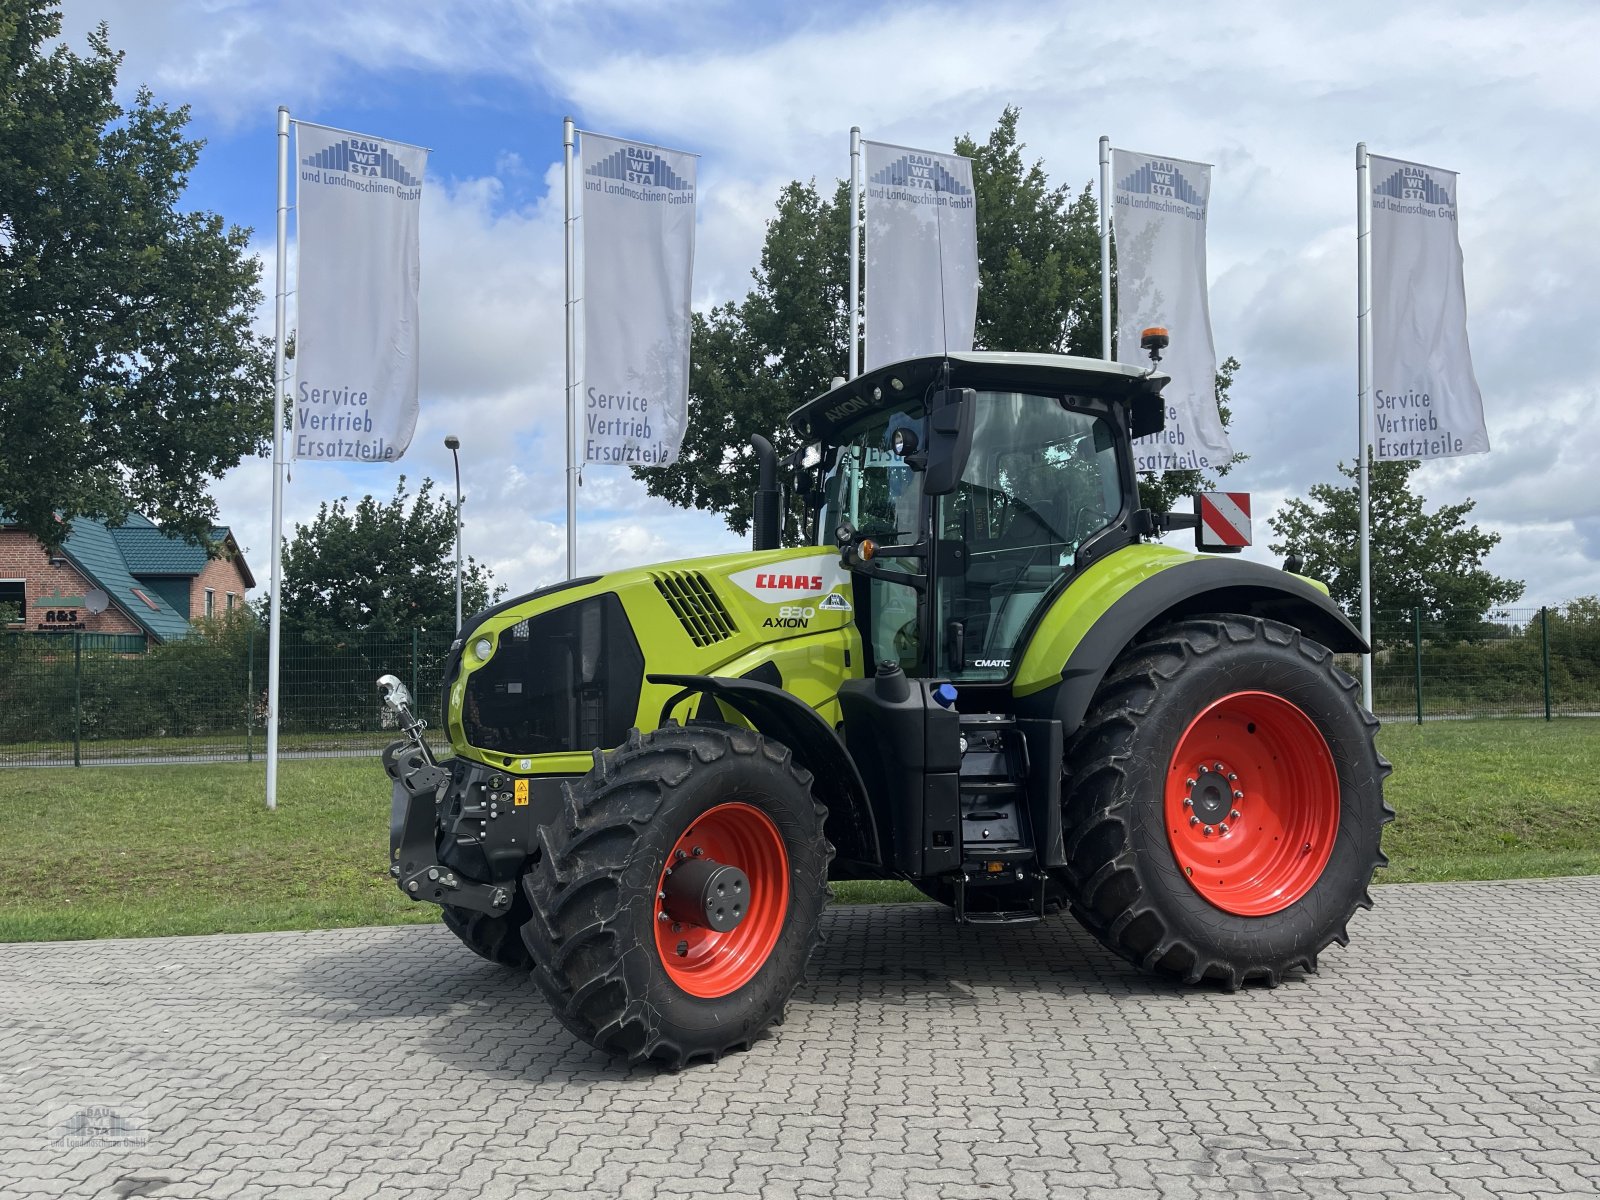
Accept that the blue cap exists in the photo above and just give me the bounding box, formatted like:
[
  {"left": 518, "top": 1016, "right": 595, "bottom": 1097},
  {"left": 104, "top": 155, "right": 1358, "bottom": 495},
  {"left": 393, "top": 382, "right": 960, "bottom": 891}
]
[{"left": 933, "top": 683, "right": 958, "bottom": 708}]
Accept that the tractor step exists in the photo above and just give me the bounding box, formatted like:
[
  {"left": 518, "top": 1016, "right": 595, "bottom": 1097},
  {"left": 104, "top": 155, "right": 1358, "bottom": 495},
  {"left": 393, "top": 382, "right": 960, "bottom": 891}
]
[
  {"left": 949, "top": 870, "right": 1049, "bottom": 926},
  {"left": 956, "top": 907, "right": 1043, "bottom": 926}
]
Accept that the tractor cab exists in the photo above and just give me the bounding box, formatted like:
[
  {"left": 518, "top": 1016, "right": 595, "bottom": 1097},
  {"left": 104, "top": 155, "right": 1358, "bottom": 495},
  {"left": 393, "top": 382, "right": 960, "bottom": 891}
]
[{"left": 789, "top": 353, "right": 1167, "bottom": 683}]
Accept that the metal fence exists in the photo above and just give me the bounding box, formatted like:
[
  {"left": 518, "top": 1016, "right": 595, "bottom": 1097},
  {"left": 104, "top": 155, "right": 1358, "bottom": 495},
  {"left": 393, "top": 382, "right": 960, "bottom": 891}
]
[
  {"left": 1359, "top": 605, "right": 1600, "bottom": 723},
  {"left": 0, "top": 626, "right": 455, "bottom": 767},
  {"left": 2, "top": 602, "right": 1596, "bottom": 766}
]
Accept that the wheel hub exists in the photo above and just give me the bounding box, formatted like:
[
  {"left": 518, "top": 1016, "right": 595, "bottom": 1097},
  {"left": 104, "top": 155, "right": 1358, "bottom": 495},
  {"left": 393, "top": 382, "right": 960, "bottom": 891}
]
[
  {"left": 653, "top": 802, "right": 790, "bottom": 998},
  {"left": 1187, "top": 765, "right": 1235, "bottom": 826},
  {"left": 661, "top": 857, "right": 750, "bottom": 932}
]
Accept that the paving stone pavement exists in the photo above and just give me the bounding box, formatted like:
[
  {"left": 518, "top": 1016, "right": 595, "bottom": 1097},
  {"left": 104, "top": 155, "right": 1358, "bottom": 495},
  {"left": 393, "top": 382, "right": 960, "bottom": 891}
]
[{"left": 3, "top": 877, "right": 1599, "bottom": 1199}]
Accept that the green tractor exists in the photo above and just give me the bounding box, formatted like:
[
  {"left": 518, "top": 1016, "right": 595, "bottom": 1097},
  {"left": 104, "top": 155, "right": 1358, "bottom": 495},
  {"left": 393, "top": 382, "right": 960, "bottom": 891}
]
[{"left": 379, "top": 351, "right": 1391, "bottom": 1068}]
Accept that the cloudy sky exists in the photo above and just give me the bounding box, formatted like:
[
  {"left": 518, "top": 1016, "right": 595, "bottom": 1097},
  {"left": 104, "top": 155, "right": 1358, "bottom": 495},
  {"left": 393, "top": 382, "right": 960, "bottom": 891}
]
[{"left": 58, "top": 0, "right": 1600, "bottom": 610}]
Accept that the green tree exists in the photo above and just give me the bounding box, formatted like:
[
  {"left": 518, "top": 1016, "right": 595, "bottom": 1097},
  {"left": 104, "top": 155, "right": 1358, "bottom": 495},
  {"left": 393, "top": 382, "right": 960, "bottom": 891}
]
[
  {"left": 637, "top": 107, "right": 1240, "bottom": 538},
  {"left": 957, "top": 106, "right": 1101, "bottom": 356},
  {"left": 0, "top": 1, "right": 271, "bottom": 549},
  {"left": 1267, "top": 455, "right": 1524, "bottom": 634},
  {"left": 276, "top": 477, "right": 503, "bottom": 634}
]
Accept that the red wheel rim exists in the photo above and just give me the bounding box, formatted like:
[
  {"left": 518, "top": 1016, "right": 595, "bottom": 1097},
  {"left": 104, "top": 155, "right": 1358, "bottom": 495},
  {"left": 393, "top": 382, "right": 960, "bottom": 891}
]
[
  {"left": 1165, "top": 691, "right": 1340, "bottom": 916},
  {"left": 654, "top": 802, "right": 790, "bottom": 998}
]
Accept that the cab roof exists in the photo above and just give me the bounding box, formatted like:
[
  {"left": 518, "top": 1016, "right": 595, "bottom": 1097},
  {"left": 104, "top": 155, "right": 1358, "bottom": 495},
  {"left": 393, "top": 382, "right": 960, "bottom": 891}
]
[{"left": 787, "top": 352, "right": 1170, "bottom": 442}]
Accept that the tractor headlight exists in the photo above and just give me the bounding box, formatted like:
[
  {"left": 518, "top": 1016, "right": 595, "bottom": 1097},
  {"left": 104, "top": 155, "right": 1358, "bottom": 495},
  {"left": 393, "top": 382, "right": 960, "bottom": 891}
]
[{"left": 473, "top": 636, "right": 494, "bottom": 662}]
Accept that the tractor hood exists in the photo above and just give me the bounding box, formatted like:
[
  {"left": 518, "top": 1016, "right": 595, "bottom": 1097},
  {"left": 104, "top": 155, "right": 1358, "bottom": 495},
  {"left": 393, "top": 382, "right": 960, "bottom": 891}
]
[
  {"left": 788, "top": 352, "right": 1170, "bottom": 444},
  {"left": 442, "top": 546, "right": 865, "bottom": 774}
]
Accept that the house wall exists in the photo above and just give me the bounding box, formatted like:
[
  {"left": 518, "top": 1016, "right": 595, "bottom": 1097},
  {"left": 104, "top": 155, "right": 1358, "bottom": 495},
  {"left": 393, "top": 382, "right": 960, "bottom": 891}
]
[
  {"left": 0, "top": 529, "right": 144, "bottom": 636},
  {"left": 189, "top": 555, "right": 252, "bottom": 620}
]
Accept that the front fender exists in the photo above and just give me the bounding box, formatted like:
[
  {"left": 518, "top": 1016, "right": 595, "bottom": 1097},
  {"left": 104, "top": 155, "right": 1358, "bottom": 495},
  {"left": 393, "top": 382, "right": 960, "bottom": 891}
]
[
  {"left": 1015, "top": 547, "right": 1366, "bottom": 736},
  {"left": 649, "top": 673, "right": 882, "bottom": 872}
]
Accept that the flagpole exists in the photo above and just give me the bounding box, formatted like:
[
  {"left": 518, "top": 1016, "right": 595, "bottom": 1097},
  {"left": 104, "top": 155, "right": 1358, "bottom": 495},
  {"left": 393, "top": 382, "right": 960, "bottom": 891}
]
[
  {"left": 266, "top": 105, "right": 289, "bottom": 811},
  {"left": 563, "top": 116, "right": 578, "bottom": 580},
  {"left": 1099, "top": 135, "right": 1112, "bottom": 361},
  {"left": 1356, "top": 142, "right": 1374, "bottom": 711},
  {"left": 848, "top": 127, "right": 861, "bottom": 380}
]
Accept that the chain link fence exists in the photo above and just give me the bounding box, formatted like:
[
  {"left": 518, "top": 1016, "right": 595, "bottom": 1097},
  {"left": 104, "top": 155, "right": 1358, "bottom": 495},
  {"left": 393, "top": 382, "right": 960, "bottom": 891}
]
[
  {"left": 3, "top": 601, "right": 1596, "bottom": 766},
  {"left": 1359, "top": 604, "right": 1600, "bottom": 722},
  {"left": 0, "top": 622, "right": 455, "bottom": 766}
]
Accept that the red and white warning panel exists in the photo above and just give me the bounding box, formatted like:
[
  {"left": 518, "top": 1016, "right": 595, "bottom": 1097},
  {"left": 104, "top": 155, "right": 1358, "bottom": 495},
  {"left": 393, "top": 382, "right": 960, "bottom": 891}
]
[{"left": 1197, "top": 492, "right": 1252, "bottom": 550}]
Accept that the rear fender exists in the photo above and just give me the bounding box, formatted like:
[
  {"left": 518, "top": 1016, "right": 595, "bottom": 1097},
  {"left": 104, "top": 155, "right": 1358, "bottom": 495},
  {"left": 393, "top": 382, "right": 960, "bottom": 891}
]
[
  {"left": 649, "top": 673, "right": 882, "bottom": 871},
  {"left": 1017, "top": 555, "right": 1367, "bottom": 737}
]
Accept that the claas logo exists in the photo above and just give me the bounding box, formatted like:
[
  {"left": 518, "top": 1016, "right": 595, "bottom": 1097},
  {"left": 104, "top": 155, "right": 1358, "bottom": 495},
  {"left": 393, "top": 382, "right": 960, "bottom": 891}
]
[{"left": 754, "top": 573, "right": 823, "bottom": 592}]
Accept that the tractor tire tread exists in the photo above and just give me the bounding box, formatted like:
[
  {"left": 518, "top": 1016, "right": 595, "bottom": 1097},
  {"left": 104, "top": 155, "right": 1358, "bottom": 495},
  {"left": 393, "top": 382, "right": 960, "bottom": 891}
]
[
  {"left": 1062, "top": 614, "right": 1393, "bottom": 991},
  {"left": 521, "top": 723, "right": 831, "bottom": 1068}
]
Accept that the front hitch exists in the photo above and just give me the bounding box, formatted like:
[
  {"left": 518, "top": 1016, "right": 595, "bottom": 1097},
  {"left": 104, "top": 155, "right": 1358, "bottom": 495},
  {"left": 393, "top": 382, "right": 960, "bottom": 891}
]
[{"left": 377, "top": 674, "right": 514, "bottom": 916}]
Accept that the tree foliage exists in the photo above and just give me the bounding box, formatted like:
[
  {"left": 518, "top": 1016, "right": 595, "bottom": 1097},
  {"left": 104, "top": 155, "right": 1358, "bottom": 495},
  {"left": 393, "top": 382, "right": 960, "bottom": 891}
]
[
  {"left": 277, "top": 477, "right": 502, "bottom": 635},
  {"left": 636, "top": 106, "right": 1240, "bottom": 538},
  {"left": 1267, "top": 456, "right": 1524, "bottom": 634},
  {"left": 0, "top": 0, "right": 271, "bottom": 549}
]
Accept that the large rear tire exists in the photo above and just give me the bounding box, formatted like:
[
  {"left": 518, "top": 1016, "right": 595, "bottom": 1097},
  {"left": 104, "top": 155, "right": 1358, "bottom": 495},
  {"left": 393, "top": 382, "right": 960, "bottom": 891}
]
[
  {"left": 521, "top": 725, "right": 832, "bottom": 1067},
  {"left": 1062, "top": 616, "right": 1392, "bottom": 988}
]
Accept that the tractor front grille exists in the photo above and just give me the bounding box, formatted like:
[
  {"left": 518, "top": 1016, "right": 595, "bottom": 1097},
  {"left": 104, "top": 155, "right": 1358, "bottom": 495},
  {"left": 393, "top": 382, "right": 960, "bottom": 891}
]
[{"left": 653, "top": 571, "right": 737, "bottom": 646}]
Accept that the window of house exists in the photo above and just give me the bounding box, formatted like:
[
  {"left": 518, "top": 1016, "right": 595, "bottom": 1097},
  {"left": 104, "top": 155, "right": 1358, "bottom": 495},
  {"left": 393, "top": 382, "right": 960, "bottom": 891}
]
[
  {"left": 204, "top": 588, "right": 215, "bottom": 618},
  {"left": 0, "top": 580, "right": 24, "bottom": 623},
  {"left": 226, "top": 592, "right": 236, "bottom": 611}
]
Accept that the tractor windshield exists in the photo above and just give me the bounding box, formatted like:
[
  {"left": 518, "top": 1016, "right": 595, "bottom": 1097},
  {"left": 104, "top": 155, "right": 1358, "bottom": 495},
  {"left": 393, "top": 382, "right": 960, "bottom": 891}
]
[
  {"left": 822, "top": 402, "right": 928, "bottom": 672},
  {"left": 938, "top": 393, "right": 1123, "bottom": 680},
  {"left": 824, "top": 391, "right": 1125, "bottom": 680}
]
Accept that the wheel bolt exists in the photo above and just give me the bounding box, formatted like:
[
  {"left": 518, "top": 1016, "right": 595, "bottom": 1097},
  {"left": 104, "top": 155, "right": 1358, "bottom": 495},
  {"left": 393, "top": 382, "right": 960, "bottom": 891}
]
[
  {"left": 658, "top": 911, "right": 670, "bottom": 922},
  {"left": 676, "top": 849, "right": 687, "bottom": 860},
  {"left": 692, "top": 846, "right": 703, "bottom": 857},
  {"left": 1189, "top": 815, "right": 1199, "bottom": 826},
  {"left": 1213, "top": 762, "right": 1225, "bottom": 773},
  {"left": 1183, "top": 797, "right": 1193, "bottom": 808},
  {"left": 1219, "top": 823, "right": 1230, "bottom": 835},
  {"left": 1233, "top": 790, "right": 1244, "bottom": 800},
  {"left": 1185, "top": 778, "right": 1197, "bottom": 789},
  {"left": 1230, "top": 809, "right": 1241, "bottom": 821},
  {"left": 1203, "top": 825, "right": 1214, "bottom": 836},
  {"left": 1227, "top": 773, "right": 1237, "bottom": 782}
]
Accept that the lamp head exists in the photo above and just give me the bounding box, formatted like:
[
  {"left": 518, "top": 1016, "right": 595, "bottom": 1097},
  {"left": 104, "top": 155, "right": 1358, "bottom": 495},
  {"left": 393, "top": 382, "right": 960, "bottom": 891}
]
[{"left": 444, "top": 434, "right": 460, "bottom": 450}]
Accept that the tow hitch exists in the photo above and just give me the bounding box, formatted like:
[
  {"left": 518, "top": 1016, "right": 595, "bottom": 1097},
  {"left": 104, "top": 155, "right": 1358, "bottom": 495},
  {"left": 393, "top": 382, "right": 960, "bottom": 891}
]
[{"left": 378, "top": 674, "right": 513, "bottom": 915}]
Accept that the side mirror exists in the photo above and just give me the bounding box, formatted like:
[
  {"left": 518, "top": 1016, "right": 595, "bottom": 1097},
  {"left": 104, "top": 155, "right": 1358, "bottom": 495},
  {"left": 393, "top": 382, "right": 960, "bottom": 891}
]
[{"left": 922, "top": 387, "right": 976, "bottom": 496}]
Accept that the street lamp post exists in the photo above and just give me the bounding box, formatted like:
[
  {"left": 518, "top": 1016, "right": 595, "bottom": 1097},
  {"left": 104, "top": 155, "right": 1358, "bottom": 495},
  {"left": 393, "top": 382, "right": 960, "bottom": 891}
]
[{"left": 445, "top": 435, "right": 462, "bottom": 633}]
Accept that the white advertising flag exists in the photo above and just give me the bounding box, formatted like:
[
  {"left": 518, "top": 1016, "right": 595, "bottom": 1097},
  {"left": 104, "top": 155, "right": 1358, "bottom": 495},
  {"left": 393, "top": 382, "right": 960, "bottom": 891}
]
[
  {"left": 1111, "top": 148, "right": 1231, "bottom": 474},
  {"left": 863, "top": 140, "right": 979, "bottom": 372},
  {"left": 293, "top": 123, "right": 427, "bottom": 461},
  {"left": 580, "top": 133, "right": 696, "bottom": 467},
  {"left": 1369, "top": 155, "right": 1488, "bottom": 459}
]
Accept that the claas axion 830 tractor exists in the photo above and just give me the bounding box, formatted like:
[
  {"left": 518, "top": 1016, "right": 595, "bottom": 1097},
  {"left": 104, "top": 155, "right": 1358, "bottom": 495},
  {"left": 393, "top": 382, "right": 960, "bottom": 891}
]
[{"left": 379, "top": 347, "right": 1391, "bottom": 1068}]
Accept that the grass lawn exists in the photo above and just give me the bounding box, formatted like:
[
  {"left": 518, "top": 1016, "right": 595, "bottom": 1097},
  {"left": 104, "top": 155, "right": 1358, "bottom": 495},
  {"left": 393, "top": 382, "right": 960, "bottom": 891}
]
[{"left": 0, "top": 717, "right": 1596, "bottom": 942}]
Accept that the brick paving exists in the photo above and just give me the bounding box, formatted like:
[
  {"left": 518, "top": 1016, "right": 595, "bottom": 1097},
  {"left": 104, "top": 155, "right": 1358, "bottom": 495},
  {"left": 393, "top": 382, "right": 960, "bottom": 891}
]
[{"left": 3, "top": 878, "right": 1598, "bottom": 1198}]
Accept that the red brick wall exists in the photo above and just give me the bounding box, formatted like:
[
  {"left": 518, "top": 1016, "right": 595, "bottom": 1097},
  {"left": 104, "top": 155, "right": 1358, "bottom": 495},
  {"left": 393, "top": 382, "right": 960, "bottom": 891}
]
[
  {"left": 0, "top": 529, "right": 144, "bottom": 636},
  {"left": 189, "top": 554, "right": 252, "bottom": 620}
]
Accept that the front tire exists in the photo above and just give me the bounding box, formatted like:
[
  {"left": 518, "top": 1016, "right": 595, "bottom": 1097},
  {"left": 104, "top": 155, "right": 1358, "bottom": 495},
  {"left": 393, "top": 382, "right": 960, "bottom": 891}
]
[
  {"left": 440, "top": 900, "right": 534, "bottom": 969},
  {"left": 521, "top": 725, "right": 832, "bottom": 1067},
  {"left": 1062, "top": 616, "right": 1392, "bottom": 988}
]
